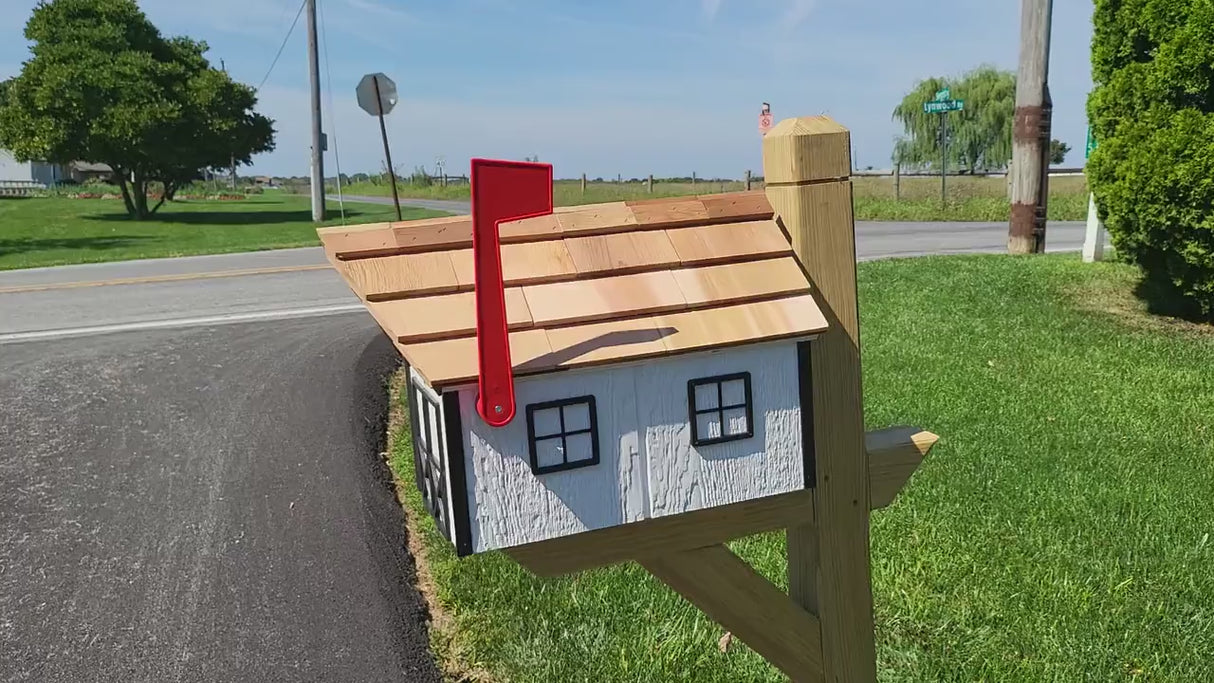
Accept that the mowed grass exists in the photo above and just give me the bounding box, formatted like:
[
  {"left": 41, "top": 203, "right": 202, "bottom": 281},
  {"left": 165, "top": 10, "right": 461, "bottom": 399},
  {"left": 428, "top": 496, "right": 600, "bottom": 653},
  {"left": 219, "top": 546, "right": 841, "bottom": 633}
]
[
  {"left": 0, "top": 193, "right": 446, "bottom": 270},
  {"left": 389, "top": 255, "right": 1214, "bottom": 682},
  {"left": 343, "top": 174, "right": 1090, "bottom": 221}
]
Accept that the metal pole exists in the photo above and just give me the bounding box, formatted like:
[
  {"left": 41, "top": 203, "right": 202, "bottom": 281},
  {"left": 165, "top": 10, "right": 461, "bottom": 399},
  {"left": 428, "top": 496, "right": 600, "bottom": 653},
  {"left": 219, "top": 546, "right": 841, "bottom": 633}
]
[
  {"left": 1009, "top": 0, "right": 1053, "bottom": 253},
  {"left": 940, "top": 113, "right": 947, "bottom": 206},
  {"left": 373, "top": 76, "right": 402, "bottom": 221},
  {"left": 306, "top": 0, "right": 325, "bottom": 222}
]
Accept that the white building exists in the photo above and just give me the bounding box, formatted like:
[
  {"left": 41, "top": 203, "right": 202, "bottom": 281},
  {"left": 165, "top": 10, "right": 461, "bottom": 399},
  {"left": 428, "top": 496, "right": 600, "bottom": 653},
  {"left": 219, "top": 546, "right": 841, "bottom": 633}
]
[
  {"left": 320, "top": 190, "right": 829, "bottom": 556},
  {"left": 0, "top": 148, "right": 64, "bottom": 186}
]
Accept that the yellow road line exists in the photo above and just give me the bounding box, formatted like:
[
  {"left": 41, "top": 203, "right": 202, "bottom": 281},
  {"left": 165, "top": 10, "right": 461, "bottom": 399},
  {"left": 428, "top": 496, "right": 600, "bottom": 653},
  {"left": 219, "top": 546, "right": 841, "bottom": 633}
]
[{"left": 0, "top": 263, "right": 332, "bottom": 295}]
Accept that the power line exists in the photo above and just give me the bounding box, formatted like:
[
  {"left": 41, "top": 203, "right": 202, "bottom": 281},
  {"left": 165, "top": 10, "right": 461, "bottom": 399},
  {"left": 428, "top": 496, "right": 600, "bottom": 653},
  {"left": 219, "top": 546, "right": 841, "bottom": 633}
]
[{"left": 256, "top": 0, "right": 307, "bottom": 92}]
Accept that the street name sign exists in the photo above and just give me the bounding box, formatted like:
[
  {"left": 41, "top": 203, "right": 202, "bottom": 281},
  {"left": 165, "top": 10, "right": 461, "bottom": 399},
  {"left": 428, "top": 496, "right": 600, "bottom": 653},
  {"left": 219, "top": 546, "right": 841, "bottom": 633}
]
[{"left": 923, "top": 99, "right": 964, "bottom": 114}]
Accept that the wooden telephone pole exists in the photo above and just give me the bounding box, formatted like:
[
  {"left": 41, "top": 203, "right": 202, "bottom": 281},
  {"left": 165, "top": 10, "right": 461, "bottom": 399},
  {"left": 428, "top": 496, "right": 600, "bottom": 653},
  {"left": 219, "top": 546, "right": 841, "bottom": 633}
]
[
  {"left": 1008, "top": 0, "right": 1053, "bottom": 253},
  {"left": 306, "top": 0, "right": 325, "bottom": 222}
]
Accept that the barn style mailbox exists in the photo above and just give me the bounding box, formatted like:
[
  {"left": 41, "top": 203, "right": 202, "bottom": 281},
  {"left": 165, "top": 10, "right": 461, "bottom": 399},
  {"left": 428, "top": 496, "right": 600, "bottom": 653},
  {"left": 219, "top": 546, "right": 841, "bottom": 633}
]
[{"left": 319, "top": 116, "right": 937, "bottom": 683}]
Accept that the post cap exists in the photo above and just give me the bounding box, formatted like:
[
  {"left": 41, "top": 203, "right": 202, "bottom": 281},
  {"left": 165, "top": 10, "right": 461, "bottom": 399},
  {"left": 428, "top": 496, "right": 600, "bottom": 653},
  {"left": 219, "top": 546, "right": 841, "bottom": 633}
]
[{"left": 762, "top": 116, "right": 851, "bottom": 185}]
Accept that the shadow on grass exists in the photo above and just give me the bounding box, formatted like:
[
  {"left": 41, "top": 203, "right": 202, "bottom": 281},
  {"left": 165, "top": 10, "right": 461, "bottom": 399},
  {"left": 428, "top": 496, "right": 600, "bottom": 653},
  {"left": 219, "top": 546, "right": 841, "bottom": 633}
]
[
  {"left": 1133, "top": 275, "right": 1214, "bottom": 325},
  {"left": 0, "top": 235, "right": 156, "bottom": 256},
  {"left": 84, "top": 207, "right": 381, "bottom": 226}
]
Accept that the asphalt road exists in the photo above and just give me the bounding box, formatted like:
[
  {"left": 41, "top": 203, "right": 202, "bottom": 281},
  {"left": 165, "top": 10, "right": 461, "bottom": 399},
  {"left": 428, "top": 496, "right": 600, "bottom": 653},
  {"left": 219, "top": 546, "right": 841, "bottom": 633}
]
[
  {"left": 1, "top": 316, "right": 440, "bottom": 682},
  {"left": 0, "top": 213, "right": 1104, "bottom": 681}
]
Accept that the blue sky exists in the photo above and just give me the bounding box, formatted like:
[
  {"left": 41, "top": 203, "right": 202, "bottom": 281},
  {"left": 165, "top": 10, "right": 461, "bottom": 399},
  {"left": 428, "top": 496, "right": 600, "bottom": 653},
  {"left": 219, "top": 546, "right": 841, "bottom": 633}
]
[{"left": 0, "top": 0, "right": 1096, "bottom": 178}]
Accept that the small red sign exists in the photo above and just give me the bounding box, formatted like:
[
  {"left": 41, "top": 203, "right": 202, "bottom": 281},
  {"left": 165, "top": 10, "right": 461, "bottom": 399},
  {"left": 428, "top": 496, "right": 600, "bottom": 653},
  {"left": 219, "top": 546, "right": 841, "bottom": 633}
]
[{"left": 759, "top": 113, "right": 774, "bottom": 135}]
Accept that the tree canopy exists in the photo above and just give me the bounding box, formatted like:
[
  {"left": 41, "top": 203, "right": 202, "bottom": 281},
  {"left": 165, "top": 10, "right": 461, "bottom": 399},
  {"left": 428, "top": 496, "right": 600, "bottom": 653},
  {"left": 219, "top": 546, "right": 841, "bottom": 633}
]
[
  {"left": 892, "top": 66, "right": 1068, "bottom": 173},
  {"left": 0, "top": 0, "right": 274, "bottom": 218},
  {"left": 1088, "top": 0, "right": 1214, "bottom": 319}
]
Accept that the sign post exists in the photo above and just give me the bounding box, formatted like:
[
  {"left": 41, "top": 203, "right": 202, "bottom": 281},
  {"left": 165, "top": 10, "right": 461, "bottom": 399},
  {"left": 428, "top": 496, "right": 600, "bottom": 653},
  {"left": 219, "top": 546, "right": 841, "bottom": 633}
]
[
  {"left": 1082, "top": 126, "right": 1105, "bottom": 262},
  {"left": 923, "top": 91, "right": 964, "bottom": 207},
  {"left": 357, "top": 72, "right": 402, "bottom": 221},
  {"left": 758, "top": 102, "right": 773, "bottom": 136}
]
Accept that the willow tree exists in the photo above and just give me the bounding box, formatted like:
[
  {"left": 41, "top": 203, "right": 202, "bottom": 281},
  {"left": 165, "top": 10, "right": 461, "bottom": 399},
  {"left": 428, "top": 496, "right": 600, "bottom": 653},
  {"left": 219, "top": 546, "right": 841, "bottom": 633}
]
[{"left": 891, "top": 66, "right": 1017, "bottom": 173}]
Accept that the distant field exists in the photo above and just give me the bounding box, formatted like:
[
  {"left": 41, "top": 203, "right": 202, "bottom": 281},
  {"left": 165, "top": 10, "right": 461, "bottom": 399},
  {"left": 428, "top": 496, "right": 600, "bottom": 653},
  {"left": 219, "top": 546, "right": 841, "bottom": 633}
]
[
  {"left": 0, "top": 194, "right": 446, "bottom": 270},
  {"left": 337, "top": 174, "right": 1089, "bottom": 221}
]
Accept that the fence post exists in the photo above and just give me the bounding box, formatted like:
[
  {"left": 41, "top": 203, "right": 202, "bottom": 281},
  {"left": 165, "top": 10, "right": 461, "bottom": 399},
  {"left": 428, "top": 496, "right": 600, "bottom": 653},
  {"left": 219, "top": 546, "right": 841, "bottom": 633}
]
[
  {"left": 581, "top": 173, "right": 586, "bottom": 194},
  {"left": 691, "top": 171, "right": 696, "bottom": 187},
  {"left": 647, "top": 174, "right": 653, "bottom": 193},
  {"left": 441, "top": 173, "right": 447, "bottom": 187},
  {"left": 745, "top": 169, "right": 752, "bottom": 191},
  {"left": 893, "top": 163, "right": 900, "bottom": 201}
]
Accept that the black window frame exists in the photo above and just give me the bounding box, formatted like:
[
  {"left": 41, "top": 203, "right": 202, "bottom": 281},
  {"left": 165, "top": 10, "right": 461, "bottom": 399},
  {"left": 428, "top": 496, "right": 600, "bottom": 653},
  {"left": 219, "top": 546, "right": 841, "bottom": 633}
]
[
  {"left": 525, "top": 395, "right": 600, "bottom": 475},
  {"left": 688, "top": 372, "right": 755, "bottom": 446}
]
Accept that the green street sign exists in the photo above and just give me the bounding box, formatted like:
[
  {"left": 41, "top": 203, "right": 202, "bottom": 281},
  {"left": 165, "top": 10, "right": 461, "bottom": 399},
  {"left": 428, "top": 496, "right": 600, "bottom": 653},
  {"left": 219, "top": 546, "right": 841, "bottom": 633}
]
[
  {"left": 923, "top": 99, "right": 964, "bottom": 114},
  {"left": 1085, "top": 126, "right": 1098, "bottom": 160},
  {"left": 934, "top": 87, "right": 951, "bottom": 101}
]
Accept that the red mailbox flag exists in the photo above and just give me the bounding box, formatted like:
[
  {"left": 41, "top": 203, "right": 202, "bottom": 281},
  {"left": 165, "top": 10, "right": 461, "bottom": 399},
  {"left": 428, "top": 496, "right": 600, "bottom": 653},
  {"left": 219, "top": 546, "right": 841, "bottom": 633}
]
[{"left": 470, "top": 158, "right": 553, "bottom": 427}]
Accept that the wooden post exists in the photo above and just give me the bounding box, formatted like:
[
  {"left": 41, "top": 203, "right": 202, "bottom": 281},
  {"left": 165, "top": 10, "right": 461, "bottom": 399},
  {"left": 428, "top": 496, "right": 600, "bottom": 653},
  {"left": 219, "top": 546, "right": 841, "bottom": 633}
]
[
  {"left": 763, "top": 116, "right": 875, "bottom": 682},
  {"left": 581, "top": 173, "right": 586, "bottom": 194},
  {"left": 893, "top": 162, "right": 900, "bottom": 201},
  {"left": 441, "top": 173, "right": 447, "bottom": 188},
  {"left": 691, "top": 171, "right": 696, "bottom": 187},
  {"left": 647, "top": 174, "right": 653, "bottom": 193},
  {"left": 1009, "top": 0, "right": 1053, "bottom": 253},
  {"left": 746, "top": 169, "right": 752, "bottom": 191}
]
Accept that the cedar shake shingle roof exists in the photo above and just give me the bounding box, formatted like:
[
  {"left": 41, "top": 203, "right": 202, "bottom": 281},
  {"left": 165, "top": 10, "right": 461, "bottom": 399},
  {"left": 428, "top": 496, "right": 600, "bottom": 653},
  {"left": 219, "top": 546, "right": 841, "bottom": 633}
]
[{"left": 317, "top": 191, "right": 829, "bottom": 388}]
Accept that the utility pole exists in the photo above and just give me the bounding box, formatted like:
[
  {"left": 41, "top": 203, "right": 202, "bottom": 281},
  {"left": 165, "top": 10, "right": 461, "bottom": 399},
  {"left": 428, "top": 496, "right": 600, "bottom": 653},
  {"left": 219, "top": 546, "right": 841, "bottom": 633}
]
[
  {"left": 222, "top": 59, "right": 237, "bottom": 191},
  {"left": 306, "top": 0, "right": 325, "bottom": 222},
  {"left": 1008, "top": 0, "right": 1053, "bottom": 254}
]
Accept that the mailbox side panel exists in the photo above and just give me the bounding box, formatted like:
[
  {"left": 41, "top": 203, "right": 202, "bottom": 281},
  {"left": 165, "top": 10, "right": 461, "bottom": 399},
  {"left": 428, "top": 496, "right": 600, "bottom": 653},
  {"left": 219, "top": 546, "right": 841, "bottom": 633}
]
[
  {"left": 636, "top": 341, "right": 805, "bottom": 517},
  {"left": 458, "top": 368, "right": 646, "bottom": 554}
]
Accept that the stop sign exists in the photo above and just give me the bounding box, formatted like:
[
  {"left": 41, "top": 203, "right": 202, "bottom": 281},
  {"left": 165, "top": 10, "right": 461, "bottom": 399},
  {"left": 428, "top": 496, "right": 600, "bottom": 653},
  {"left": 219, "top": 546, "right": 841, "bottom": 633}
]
[{"left": 357, "top": 73, "right": 398, "bottom": 116}]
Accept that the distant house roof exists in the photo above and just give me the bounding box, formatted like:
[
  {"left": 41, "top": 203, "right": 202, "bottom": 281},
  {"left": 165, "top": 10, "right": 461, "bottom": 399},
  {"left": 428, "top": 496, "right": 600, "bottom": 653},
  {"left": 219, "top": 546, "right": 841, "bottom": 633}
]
[
  {"left": 71, "top": 161, "right": 113, "bottom": 173},
  {"left": 317, "top": 191, "right": 828, "bottom": 388}
]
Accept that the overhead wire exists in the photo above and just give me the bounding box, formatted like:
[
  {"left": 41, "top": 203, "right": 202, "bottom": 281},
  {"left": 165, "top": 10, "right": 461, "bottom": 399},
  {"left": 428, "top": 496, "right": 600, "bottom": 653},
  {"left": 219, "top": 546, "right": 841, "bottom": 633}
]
[
  {"left": 256, "top": 0, "right": 307, "bottom": 92},
  {"left": 318, "top": 0, "right": 347, "bottom": 223}
]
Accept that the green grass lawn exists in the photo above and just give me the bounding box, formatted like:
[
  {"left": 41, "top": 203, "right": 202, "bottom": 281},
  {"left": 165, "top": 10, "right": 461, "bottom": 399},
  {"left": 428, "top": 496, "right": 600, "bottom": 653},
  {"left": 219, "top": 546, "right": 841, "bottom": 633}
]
[
  {"left": 0, "top": 193, "right": 446, "bottom": 270},
  {"left": 339, "top": 175, "right": 1090, "bottom": 221},
  {"left": 389, "top": 254, "right": 1214, "bottom": 682}
]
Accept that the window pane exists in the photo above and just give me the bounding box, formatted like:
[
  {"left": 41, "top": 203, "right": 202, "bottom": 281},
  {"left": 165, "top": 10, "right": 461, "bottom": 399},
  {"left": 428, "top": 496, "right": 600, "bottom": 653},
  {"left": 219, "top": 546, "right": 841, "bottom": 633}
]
[
  {"left": 427, "top": 401, "right": 442, "bottom": 457},
  {"left": 565, "top": 432, "right": 595, "bottom": 463},
  {"left": 414, "top": 388, "right": 430, "bottom": 450},
  {"left": 534, "top": 436, "right": 564, "bottom": 470},
  {"left": 696, "top": 412, "right": 722, "bottom": 441},
  {"left": 562, "top": 401, "right": 591, "bottom": 432},
  {"left": 693, "top": 382, "right": 719, "bottom": 410},
  {"left": 531, "top": 406, "right": 562, "bottom": 438},
  {"left": 723, "top": 407, "right": 749, "bottom": 436},
  {"left": 721, "top": 378, "right": 747, "bottom": 407}
]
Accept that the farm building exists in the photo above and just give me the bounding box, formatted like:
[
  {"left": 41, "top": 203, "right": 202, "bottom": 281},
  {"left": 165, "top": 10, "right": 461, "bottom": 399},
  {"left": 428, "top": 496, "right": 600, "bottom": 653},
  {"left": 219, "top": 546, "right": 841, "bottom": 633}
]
[{"left": 319, "top": 188, "right": 830, "bottom": 556}]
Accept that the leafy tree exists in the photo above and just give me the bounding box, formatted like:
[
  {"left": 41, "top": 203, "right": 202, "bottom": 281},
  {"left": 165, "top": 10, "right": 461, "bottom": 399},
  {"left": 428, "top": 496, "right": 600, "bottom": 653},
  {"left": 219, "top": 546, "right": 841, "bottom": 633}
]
[
  {"left": 1049, "top": 140, "right": 1071, "bottom": 165},
  {"left": 0, "top": 0, "right": 274, "bottom": 218},
  {"left": 893, "top": 65, "right": 1067, "bottom": 173},
  {"left": 1088, "top": 0, "right": 1214, "bottom": 319}
]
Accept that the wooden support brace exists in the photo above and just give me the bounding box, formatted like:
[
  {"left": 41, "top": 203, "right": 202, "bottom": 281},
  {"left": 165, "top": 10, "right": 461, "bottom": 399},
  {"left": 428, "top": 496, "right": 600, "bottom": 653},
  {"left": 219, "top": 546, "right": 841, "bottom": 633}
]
[
  {"left": 507, "top": 426, "right": 937, "bottom": 577},
  {"left": 641, "top": 544, "right": 824, "bottom": 682}
]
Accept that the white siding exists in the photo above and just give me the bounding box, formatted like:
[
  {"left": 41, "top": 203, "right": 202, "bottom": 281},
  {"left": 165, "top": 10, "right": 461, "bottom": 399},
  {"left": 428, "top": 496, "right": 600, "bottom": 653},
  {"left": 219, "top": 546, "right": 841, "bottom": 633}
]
[
  {"left": 635, "top": 344, "right": 803, "bottom": 517},
  {"left": 459, "top": 369, "right": 645, "bottom": 553},
  {"left": 459, "top": 341, "right": 805, "bottom": 553},
  {"left": 0, "top": 150, "right": 33, "bottom": 183}
]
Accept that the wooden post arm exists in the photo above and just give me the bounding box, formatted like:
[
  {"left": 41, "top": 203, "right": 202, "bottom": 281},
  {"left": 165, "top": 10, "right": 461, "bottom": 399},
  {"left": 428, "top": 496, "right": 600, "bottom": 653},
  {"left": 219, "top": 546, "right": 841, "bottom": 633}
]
[
  {"left": 507, "top": 426, "right": 938, "bottom": 578},
  {"left": 866, "top": 426, "right": 938, "bottom": 509}
]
